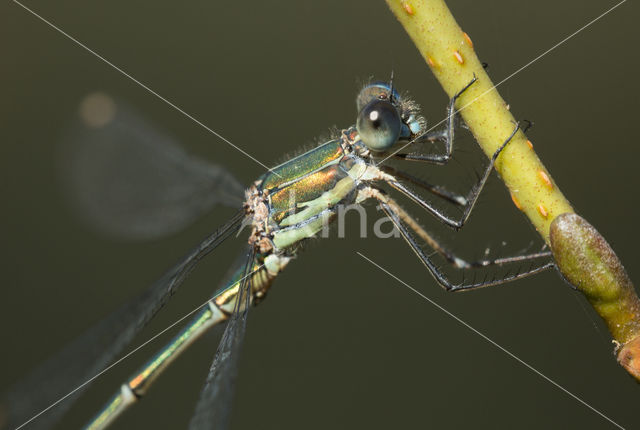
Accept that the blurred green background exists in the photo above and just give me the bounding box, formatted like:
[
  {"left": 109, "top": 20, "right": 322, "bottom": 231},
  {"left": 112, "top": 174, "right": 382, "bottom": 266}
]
[{"left": 2, "top": 0, "right": 639, "bottom": 429}]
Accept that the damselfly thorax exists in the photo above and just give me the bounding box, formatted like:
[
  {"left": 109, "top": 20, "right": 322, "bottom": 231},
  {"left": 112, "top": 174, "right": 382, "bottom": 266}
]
[{"left": 239, "top": 82, "right": 428, "bottom": 300}]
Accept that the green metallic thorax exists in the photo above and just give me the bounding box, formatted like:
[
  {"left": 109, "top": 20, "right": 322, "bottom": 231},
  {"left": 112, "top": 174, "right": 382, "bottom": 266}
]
[
  {"left": 260, "top": 140, "right": 345, "bottom": 191},
  {"left": 257, "top": 138, "right": 364, "bottom": 251}
]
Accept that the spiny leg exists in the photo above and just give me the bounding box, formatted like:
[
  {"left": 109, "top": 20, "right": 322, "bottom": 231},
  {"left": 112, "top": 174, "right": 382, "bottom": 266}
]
[
  {"left": 384, "top": 200, "right": 554, "bottom": 291},
  {"left": 365, "top": 186, "right": 551, "bottom": 269},
  {"left": 393, "top": 75, "right": 477, "bottom": 164},
  {"left": 378, "top": 165, "right": 467, "bottom": 207},
  {"left": 362, "top": 186, "right": 553, "bottom": 291},
  {"left": 386, "top": 122, "right": 521, "bottom": 231}
]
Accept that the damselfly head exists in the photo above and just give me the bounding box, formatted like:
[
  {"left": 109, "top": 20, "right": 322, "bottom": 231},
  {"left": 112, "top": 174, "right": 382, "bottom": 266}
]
[{"left": 355, "top": 82, "right": 425, "bottom": 153}]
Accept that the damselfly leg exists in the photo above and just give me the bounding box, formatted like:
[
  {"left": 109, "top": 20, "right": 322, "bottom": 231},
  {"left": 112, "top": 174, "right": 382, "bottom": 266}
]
[
  {"left": 386, "top": 122, "right": 519, "bottom": 230},
  {"left": 362, "top": 122, "right": 553, "bottom": 291},
  {"left": 389, "top": 75, "right": 477, "bottom": 164}
]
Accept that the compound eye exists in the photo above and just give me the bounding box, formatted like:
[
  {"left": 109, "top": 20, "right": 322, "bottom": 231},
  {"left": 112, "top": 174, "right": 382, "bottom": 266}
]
[{"left": 356, "top": 99, "right": 401, "bottom": 152}]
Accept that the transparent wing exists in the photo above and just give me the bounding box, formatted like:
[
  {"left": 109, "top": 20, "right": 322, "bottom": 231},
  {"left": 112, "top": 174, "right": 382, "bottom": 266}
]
[
  {"left": 58, "top": 92, "right": 245, "bottom": 240},
  {"left": 1, "top": 210, "right": 246, "bottom": 430},
  {"left": 188, "top": 246, "right": 256, "bottom": 430}
]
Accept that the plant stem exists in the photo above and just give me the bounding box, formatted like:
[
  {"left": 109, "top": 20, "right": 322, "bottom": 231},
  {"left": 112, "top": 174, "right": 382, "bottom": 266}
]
[
  {"left": 385, "top": 0, "right": 640, "bottom": 381},
  {"left": 385, "top": 0, "right": 573, "bottom": 242}
]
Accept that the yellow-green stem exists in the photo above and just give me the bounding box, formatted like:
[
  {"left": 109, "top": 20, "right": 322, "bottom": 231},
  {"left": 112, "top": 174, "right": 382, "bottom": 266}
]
[
  {"left": 385, "top": 0, "right": 640, "bottom": 381},
  {"left": 385, "top": 0, "right": 572, "bottom": 242}
]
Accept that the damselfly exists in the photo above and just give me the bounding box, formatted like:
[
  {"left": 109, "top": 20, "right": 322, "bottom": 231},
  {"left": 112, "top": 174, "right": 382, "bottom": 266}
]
[
  {"left": 5, "top": 69, "right": 557, "bottom": 428},
  {"left": 2, "top": 1, "right": 638, "bottom": 429}
]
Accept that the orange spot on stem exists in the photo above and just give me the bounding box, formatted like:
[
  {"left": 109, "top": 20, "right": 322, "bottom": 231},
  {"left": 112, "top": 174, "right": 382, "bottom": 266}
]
[
  {"left": 537, "top": 203, "right": 549, "bottom": 218},
  {"left": 402, "top": 1, "right": 414, "bottom": 15},
  {"left": 510, "top": 191, "right": 522, "bottom": 211},
  {"left": 453, "top": 50, "right": 464, "bottom": 64},
  {"left": 463, "top": 32, "right": 473, "bottom": 47},
  {"left": 427, "top": 56, "right": 436, "bottom": 67},
  {"left": 526, "top": 140, "right": 533, "bottom": 149},
  {"left": 538, "top": 170, "right": 553, "bottom": 189}
]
